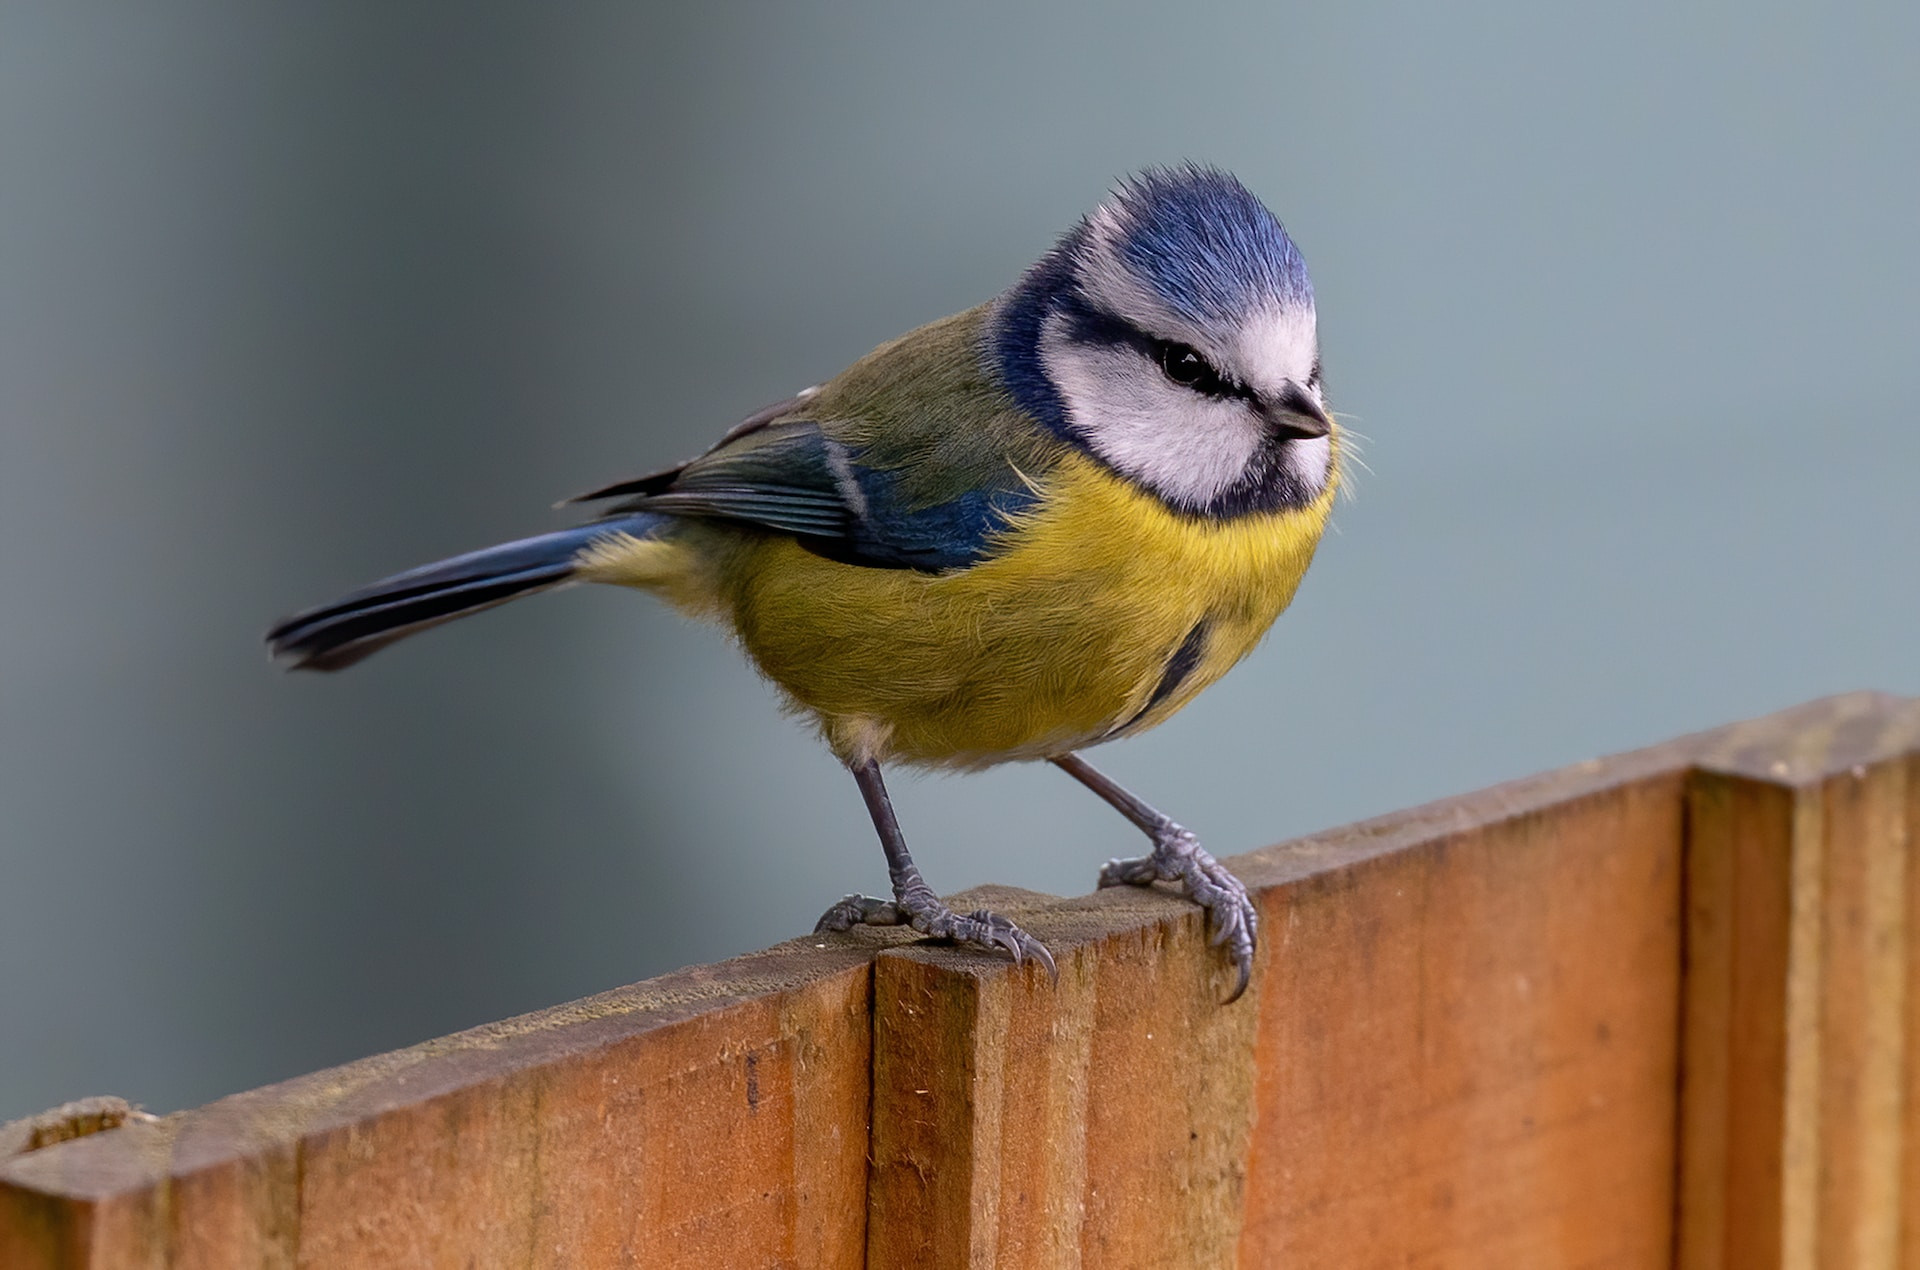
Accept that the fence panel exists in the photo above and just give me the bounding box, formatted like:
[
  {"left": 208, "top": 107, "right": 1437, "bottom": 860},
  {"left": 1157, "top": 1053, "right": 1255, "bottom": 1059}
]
[{"left": 4, "top": 692, "right": 1917, "bottom": 1268}]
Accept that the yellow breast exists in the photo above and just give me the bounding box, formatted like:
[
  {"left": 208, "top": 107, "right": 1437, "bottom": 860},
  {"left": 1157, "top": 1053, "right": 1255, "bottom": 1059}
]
[{"left": 584, "top": 443, "right": 1337, "bottom": 768}]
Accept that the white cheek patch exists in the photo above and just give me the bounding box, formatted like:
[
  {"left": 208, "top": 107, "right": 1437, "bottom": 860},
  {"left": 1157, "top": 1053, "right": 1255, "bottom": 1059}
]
[
  {"left": 1040, "top": 312, "right": 1263, "bottom": 510},
  {"left": 1284, "top": 434, "right": 1333, "bottom": 495}
]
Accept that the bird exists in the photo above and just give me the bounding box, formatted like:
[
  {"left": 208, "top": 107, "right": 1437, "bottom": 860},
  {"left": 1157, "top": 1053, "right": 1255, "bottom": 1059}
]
[{"left": 267, "top": 165, "right": 1340, "bottom": 1003}]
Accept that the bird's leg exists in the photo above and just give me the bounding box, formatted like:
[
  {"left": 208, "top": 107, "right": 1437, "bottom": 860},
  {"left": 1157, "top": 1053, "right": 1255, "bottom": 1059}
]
[
  {"left": 1050, "top": 753, "right": 1257, "bottom": 1002},
  {"left": 815, "top": 757, "right": 1057, "bottom": 979}
]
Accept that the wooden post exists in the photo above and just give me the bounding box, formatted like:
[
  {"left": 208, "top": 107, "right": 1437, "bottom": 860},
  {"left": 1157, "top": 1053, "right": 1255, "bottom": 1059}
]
[
  {"left": 4, "top": 693, "right": 1917, "bottom": 1268},
  {"left": 1678, "top": 706, "right": 1920, "bottom": 1269}
]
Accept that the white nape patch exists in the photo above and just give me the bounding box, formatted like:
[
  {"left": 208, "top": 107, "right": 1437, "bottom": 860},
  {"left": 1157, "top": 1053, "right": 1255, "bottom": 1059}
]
[{"left": 1039, "top": 311, "right": 1263, "bottom": 509}]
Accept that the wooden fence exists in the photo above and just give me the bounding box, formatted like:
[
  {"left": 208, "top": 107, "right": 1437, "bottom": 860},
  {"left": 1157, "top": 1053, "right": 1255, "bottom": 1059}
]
[{"left": 3, "top": 692, "right": 1917, "bottom": 1268}]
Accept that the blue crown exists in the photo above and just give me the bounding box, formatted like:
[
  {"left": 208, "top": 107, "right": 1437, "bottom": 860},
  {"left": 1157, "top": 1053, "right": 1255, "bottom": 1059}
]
[
  {"left": 991, "top": 166, "right": 1309, "bottom": 438},
  {"left": 1103, "top": 166, "right": 1312, "bottom": 322}
]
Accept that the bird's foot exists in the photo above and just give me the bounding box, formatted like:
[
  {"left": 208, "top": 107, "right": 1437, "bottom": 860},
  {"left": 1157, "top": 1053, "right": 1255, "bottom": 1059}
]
[
  {"left": 815, "top": 886, "right": 1058, "bottom": 981},
  {"left": 1099, "top": 826, "right": 1257, "bottom": 1002}
]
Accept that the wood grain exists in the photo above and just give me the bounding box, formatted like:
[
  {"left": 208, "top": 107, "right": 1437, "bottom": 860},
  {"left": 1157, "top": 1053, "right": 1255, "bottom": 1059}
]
[
  {"left": 867, "top": 883, "right": 1259, "bottom": 1268},
  {"left": 1678, "top": 774, "right": 1794, "bottom": 1270},
  {"left": 858, "top": 694, "right": 1920, "bottom": 1269},
  {"left": 1904, "top": 754, "right": 1920, "bottom": 1270},
  {"left": 1676, "top": 699, "right": 1920, "bottom": 1270},
  {"left": 1, "top": 940, "right": 879, "bottom": 1270},
  {"left": 5, "top": 693, "right": 1919, "bottom": 1268},
  {"left": 1238, "top": 775, "right": 1686, "bottom": 1267}
]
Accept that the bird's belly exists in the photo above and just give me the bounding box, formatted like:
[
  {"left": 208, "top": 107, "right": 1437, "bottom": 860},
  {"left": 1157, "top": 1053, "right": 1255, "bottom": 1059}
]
[{"left": 723, "top": 452, "right": 1335, "bottom": 767}]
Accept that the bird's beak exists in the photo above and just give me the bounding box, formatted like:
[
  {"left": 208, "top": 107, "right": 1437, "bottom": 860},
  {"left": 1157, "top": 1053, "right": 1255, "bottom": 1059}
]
[{"left": 1259, "top": 383, "right": 1332, "bottom": 441}]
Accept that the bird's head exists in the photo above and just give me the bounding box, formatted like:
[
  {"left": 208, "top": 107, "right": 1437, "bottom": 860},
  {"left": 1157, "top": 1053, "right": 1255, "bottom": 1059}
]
[{"left": 991, "top": 166, "right": 1332, "bottom": 516}]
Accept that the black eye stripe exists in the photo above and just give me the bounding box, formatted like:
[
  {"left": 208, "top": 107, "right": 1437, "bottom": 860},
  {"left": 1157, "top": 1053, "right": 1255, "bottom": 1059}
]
[
  {"left": 1152, "top": 339, "right": 1253, "bottom": 402},
  {"left": 1056, "top": 298, "right": 1254, "bottom": 402}
]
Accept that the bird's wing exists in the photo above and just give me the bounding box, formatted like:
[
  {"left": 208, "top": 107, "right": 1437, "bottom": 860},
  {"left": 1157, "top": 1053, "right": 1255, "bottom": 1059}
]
[
  {"left": 568, "top": 308, "right": 1059, "bottom": 571},
  {"left": 577, "top": 414, "right": 1042, "bottom": 573},
  {"left": 563, "top": 388, "right": 822, "bottom": 506}
]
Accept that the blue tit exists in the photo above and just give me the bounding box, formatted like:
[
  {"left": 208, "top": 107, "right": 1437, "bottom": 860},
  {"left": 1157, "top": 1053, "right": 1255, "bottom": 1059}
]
[{"left": 267, "top": 165, "right": 1339, "bottom": 1002}]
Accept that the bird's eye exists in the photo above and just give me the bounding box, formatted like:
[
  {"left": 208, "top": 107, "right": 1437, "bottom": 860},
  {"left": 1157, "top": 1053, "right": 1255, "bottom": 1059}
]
[{"left": 1158, "top": 342, "right": 1225, "bottom": 394}]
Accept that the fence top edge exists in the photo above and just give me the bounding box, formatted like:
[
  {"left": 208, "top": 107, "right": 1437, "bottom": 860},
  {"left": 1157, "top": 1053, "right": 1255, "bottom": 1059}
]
[
  {"left": 0, "top": 937, "right": 891, "bottom": 1202},
  {"left": 4, "top": 691, "right": 1912, "bottom": 1204},
  {"left": 1687, "top": 689, "right": 1920, "bottom": 786},
  {"left": 1233, "top": 690, "right": 1918, "bottom": 889}
]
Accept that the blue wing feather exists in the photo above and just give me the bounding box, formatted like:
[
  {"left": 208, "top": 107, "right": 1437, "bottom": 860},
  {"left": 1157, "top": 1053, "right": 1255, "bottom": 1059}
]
[{"left": 589, "top": 418, "right": 1033, "bottom": 572}]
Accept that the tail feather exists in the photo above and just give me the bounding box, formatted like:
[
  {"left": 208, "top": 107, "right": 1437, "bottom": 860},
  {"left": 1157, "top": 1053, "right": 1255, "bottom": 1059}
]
[{"left": 267, "top": 515, "right": 658, "bottom": 672}]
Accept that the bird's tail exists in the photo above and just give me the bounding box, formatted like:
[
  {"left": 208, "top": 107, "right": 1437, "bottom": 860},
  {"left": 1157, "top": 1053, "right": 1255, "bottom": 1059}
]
[{"left": 266, "top": 513, "right": 664, "bottom": 672}]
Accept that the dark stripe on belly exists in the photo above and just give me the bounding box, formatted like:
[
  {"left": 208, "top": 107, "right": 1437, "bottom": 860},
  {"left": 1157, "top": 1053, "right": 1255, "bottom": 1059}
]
[{"left": 1111, "top": 618, "right": 1210, "bottom": 737}]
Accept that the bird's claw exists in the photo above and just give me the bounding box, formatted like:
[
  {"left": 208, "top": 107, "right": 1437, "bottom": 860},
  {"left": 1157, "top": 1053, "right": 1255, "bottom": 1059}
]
[
  {"left": 950, "top": 907, "right": 1058, "bottom": 981},
  {"left": 1097, "top": 826, "right": 1257, "bottom": 1003},
  {"left": 814, "top": 891, "right": 1058, "bottom": 982},
  {"left": 1096, "top": 853, "right": 1161, "bottom": 888},
  {"left": 814, "top": 894, "right": 899, "bottom": 931}
]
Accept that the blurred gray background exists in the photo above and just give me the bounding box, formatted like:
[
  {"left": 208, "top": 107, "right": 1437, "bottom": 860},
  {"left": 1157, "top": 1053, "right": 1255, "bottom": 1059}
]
[{"left": 2, "top": 2, "right": 1915, "bottom": 1122}]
